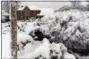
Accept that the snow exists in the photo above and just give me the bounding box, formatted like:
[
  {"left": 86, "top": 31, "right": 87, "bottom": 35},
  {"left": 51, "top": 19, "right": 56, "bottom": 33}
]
[
  {"left": 17, "top": 4, "right": 54, "bottom": 16},
  {"left": 63, "top": 52, "right": 76, "bottom": 59},
  {"left": 50, "top": 43, "right": 62, "bottom": 58},
  {"left": 38, "top": 8, "right": 54, "bottom": 16},
  {"left": 28, "top": 5, "right": 41, "bottom": 10},
  {"left": 2, "top": 10, "right": 9, "bottom": 22},
  {"left": 81, "top": 2, "right": 88, "bottom": 6},
  {"left": 2, "top": 10, "right": 9, "bottom": 16},
  {"left": 24, "top": 22, "right": 39, "bottom": 34},
  {"left": 17, "top": 43, "right": 34, "bottom": 56},
  {"left": 2, "top": 16, "right": 6, "bottom": 20},
  {"left": 2, "top": 24, "right": 11, "bottom": 58},
  {"left": 18, "top": 38, "right": 50, "bottom": 58},
  {"left": 17, "top": 32, "right": 33, "bottom": 44},
  {"left": 17, "top": 6, "right": 25, "bottom": 10},
  {"left": 2, "top": 8, "right": 89, "bottom": 59},
  {"left": 17, "top": 5, "right": 40, "bottom": 10},
  {"left": 60, "top": 43, "right": 76, "bottom": 59}
]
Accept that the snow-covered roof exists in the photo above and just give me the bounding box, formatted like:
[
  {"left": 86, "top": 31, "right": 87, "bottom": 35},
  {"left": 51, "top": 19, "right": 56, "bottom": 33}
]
[
  {"left": 17, "top": 5, "right": 54, "bottom": 16},
  {"left": 17, "top": 5, "right": 40, "bottom": 10},
  {"left": 17, "top": 6, "right": 25, "bottom": 10}
]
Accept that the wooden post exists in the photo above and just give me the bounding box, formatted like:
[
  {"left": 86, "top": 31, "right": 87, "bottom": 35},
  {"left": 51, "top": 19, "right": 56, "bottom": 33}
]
[{"left": 11, "top": 1, "right": 17, "bottom": 59}]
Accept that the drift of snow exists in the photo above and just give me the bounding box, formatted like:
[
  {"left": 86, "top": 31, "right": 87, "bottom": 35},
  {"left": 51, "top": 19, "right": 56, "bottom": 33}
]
[
  {"left": 18, "top": 38, "right": 51, "bottom": 58},
  {"left": 2, "top": 24, "right": 11, "bottom": 58},
  {"left": 17, "top": 32, "right": 34, "bottom": 44}
]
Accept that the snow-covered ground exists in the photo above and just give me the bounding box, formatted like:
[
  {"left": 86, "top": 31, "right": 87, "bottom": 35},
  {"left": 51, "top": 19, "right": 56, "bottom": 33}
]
[
  {"left": 2, "top": 9, "right": 89, "bottom": 59},
  {"left": 2, "top": 22, "right": 11, "bottom": 58}
]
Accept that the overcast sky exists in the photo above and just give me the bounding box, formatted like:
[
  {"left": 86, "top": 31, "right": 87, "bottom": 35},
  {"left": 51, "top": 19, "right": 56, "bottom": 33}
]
[
  {"left": 20, "top": 0, "right": 87, "bottom": 10},
  {"left": 2, "top": 0, "right": 87, "bottom": 10},
  {"left": 20, "top": 2, "right": 71, "bottom": 10}
]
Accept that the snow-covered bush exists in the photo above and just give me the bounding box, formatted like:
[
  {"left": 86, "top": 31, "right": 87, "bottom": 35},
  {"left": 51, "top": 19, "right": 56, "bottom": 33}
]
[
  {"left": 17, "top": 38, "right": 76, "bottom": 59},
  {"left": 16, "top": 9, "right": 89, "bottom": 56},
  {"left": 2, "top": 10, "right": 9, "bottom": 23},
  {"left": 2, "top": 8, "right": 89, "bottom": 58},
  {"left": 34, "top": 10, "right": 89, "bottom": 56}
]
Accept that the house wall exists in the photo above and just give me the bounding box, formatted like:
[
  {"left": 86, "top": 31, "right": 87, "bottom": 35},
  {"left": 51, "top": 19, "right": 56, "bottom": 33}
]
[{"left": 17, "top": 6, "right": 41, "bottom": 20}]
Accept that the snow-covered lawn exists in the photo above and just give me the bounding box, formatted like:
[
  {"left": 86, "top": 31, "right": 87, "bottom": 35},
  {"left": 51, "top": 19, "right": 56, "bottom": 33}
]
[{"left": 2, "top": 22, "right": 11, "bottom": 58}]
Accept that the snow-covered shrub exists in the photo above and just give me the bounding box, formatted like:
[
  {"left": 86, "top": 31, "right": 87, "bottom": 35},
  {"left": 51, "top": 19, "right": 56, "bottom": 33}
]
[
  {"left": 2, "top": 21, "right": 77, "bottom": 58},
  {"left": 2, "top": 10, "right": 9, "bottom": 23},
  {"left": 17, "top": 37, "right": 76, "bottom": 59},
  {"left": 18, "top": 38, "right": 50, "bottom": 59},
  {"left": 60, "top": 43, "right": 76, "bottom": 59},
  {"left": 33, "top": 10, "right": 89, "bottom": 56},
  {"left": 2, "top": 8, "right": 89, "bottom": 58},
  {"left": 50, "top": 42, "right": 77, "bottom": 59}
]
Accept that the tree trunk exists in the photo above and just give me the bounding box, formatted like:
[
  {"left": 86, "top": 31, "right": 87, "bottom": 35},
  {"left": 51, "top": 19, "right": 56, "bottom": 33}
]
[{"left": 11, "top": 1, "right": 17, "bottom": 59}]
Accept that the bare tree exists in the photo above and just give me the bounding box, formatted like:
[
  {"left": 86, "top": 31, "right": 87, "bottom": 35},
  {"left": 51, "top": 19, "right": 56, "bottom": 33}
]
[
  {"left": 11, "top": 1, "right": 17, "bottom": 59},
  {"left": 70, "top": 0, "right": 81, "bottom": 7},
  {"left": 17, "top": 1, "right": 21, "bottom": 9},
  {"left": 2, "top": 1, "right": 9, "bottom": 13},
  {"left": 86, "top": 0, "right": 89, "bottom": 10}
]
